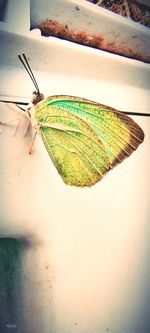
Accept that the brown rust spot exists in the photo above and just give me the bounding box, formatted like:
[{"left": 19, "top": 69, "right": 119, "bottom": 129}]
[{"left": 38, "top": 19, "right": 150, "bottom": 63}]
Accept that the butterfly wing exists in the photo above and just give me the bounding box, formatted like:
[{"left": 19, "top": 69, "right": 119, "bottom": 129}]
[
  {"left": 34, "top": 95, "right": 144, "bottom": 187},
  {"left": 34, "top": 102, "right": 111, "bottom": 187}
]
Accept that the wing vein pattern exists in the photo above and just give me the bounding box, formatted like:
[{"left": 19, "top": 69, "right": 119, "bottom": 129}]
[{"left": 34, "top": 95, "right": 144, "bottom": 187}]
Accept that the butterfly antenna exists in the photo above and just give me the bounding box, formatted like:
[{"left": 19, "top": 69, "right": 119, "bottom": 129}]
[{"left": 18, "top": 53, "right": 40, "bottom": 94}]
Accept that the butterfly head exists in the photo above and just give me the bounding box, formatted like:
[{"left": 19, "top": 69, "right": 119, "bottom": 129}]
[{"left": 31, "top": 91, "right": 44, "bottom": 105}]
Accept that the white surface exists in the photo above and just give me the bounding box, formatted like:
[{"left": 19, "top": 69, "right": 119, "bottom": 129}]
[
  {"left": 0, "top": 29, "right": 150, "bottom": 110},
  {"left": 0, "top": 101, "right": 150, "bottom": 333},
  {"left": 0, "top": 2, "right": 150, "bottom": 333},
  {"left": 0, "top": 0, "right": 30, "bottom": 33}
]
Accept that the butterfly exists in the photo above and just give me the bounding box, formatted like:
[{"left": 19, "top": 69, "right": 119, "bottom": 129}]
[{"left": 16, "top": 54, "right": 144, "bottom": 187}]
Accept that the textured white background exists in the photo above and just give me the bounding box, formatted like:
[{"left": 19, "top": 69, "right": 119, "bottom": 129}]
[{"left": 0, "top": 1, "right": 150, "bottom": 333}]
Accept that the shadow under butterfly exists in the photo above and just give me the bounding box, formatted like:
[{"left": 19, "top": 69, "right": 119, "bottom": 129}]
[{"left": 3, "top": 54, "right": 146, "bottom": 187}]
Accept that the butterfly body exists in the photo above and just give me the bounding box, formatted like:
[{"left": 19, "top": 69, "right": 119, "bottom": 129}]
[{"left": 29, "top": 94, "right": 144, "bottom": 187}]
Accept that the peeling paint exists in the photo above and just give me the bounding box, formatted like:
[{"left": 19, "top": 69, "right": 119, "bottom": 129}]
[{"left": 39, "top": 19, "right": 150, "bottom": 63}]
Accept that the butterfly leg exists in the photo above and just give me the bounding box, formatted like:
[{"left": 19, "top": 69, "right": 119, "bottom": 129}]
[
  {"left": 12, "top": 110, "right": 31, "bottom": 136},
  {"left": 28, "top": 123, "right": 40, "bottom": 154},
  {"left": 12, "top": 115, "right": 24, "bottom": 136},
  {"left": 23, "top": 111, "right": 32, "bottom": 136}
]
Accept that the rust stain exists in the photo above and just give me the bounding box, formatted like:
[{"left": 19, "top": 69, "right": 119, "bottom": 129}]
[{"left": 38, "top": 19, "right": 150, "bottom": 63}]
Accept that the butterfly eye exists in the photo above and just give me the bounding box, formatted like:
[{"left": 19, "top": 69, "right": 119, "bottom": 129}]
[{"left": 31, "top": 92, "right": 44, "bottom": 105}]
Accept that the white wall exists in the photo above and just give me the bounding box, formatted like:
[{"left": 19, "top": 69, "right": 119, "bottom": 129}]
[{"left": 0, "top": 1, "right": 150, "bottom": 332}]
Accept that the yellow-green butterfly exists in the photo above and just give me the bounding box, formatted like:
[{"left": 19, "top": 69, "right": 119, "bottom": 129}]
[{"left": 18, "top": 54, "right": 144, "bottom": 187}]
